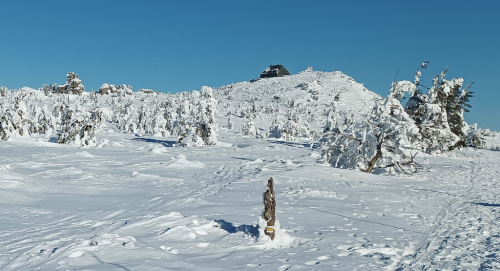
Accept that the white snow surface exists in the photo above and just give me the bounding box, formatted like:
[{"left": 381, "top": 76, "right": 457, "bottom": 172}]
[{"left": 1, "top": 70, "right": 500, "bottom": 270}]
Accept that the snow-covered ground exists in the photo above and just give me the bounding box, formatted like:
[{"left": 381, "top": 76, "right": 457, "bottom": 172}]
[{"left": 1, "top": 70, "right": 500, "bottom": 270}]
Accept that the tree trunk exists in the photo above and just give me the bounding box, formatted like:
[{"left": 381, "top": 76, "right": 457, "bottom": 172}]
[
  {"left": 263, "top": 177, "right": 276, "bottom": 240},
  {"left": 361, "top": 136, "right": 383, "bottom": 173}
]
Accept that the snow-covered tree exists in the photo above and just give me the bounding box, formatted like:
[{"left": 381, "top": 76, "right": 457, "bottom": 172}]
[
  {"left": 321, "top": 88, "right": 421, "bottom": 174},
  {"left": 226, "top": 112, "right": 233, "bottom": 130},
  {"left": 281, "top": 109, "right": 310, "bottom": 140},
  {"left": 149, "top": 104, "right": 169, "bottom": 137},
  {"left": 56, "top": 100, "right": 104, "bottom": 147},
  {"left": 197, "top": 86, "right": 218, "bottom": 145},
  {"left": 176, "top": 87, "right": 218, "bottom": 146},
  {"left": 241, "top": 116, "right": 257, "bottom": 137},
  {"left": 403, "top": 63, "right": 481, "bottom": 151},
  {"left": 465, "top": 123, "right": 486, "bottom": 149},
  {"left": 0, "top": 86, "right": 8, "bottom": 97},
  {"left": 0, "top": 97, "right": 32, "bottom": 140},
  {"left": 268, "top": 118, "right": 283, "bottom": 139},
  {"left": 29, "top": 104, "right": 55, "bottom": 135}
]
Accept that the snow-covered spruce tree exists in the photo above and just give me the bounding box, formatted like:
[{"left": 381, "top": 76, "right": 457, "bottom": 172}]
[
  {"left": 465, "top": 123, "right": 486, "bottom": 149},
  {"left": 41, "top": 84, "right": 55, "bottom": 96},
  {"left": 149, "top": 103, "right": 170, "bottom": 137},
  {"left": 29, "top": 104, "right": 55, "bottom": 135},
  {"left": 163, "top": 100, "right": 177, "bottom": 135},
  {"left": 321, "top": 89, "right": 420, "bottom": 174},
  {"left": 226, "top": 111, "right": 233, "bottom": 130},
  {"left": 323, "top": 103, "right": 355, "bottom": 135},
  {"left": 135, "top": 105, "right": 150, "bottom": 136},
  {"left": 196, "top": 86, "right": 218, "bottom": 145},
  {"left": 270, "top": 109, "right": 310, "bottom": 140},
  {"left": 115, "top": 101, "right": 136, "bottom": 133},
  {"left": 0, "top": 86, "right": 8, "bottom": 97},
  {"left": 268, "top": 118, "right": 283, "bottom": 139},
  {"left": 404, "top": 63, "right": 481, "bottom": 152},
  {"left": 177, "top": 87, "right": 218, "bottom": 146},
  {"left": 57, "top": 101, "right": 104, "bottom": 147},
  {"left": 78, "top": 109, "right": 104, "bottom": 146},
  {"left": 0, "top": 109, "right": 17, "bottom": 140},
  {"left": 176, "top": 99, "right": 195, "bottom": 146},
  {"left": 0, "top": 97, "right": 32, "bottom": 140},
  {"left": 395, "top": 76, "right": 459, "bottom": 154},
  {"left": 241, "top": 116, "right": 257, "bottom": 137}
]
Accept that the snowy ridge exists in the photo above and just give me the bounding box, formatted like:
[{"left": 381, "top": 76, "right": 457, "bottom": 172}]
[
  {"left": 1, "top": 69, "right": 500, "bottom": 270},
  {"left": 214, "top": 70, "right": 380, "bottom": 136}
]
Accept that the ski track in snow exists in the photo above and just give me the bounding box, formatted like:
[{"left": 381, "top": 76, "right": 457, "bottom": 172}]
[
  {"left": 2, "top": 137, "right": 500, "bottom": 270},
  {"left": 0, "top": 136, "right": 306, "bottom": 270},
  {"left": 395, "top": 150, "right": 500, "bottom": 270}
]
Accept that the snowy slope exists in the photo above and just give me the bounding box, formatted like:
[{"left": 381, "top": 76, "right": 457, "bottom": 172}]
[
  {"left": 1, "top": 70, "right": 500, "bottom": 270},
  {"left": 214, "top": 70, "right": 380, "bottom": 133}
]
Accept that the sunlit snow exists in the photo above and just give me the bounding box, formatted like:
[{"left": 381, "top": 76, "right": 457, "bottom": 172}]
[{"left": 1, "top": 69, "right": 500, "bottom": 270}]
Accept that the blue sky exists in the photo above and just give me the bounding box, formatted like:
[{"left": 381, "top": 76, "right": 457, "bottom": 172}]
[{"left": 1, "top": 1, "right": 499, "bottom": 131}]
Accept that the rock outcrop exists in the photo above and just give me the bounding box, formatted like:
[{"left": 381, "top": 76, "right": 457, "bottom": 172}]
[{"left": 56, "top": 72, "right": 85, "bottom": 95}]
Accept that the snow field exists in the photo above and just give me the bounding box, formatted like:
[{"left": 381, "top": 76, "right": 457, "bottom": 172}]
[{"left": 3, "top": 129, "right": 498, "bottom": 270}]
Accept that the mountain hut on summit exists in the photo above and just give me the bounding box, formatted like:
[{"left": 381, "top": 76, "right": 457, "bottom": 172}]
[{"left": 260, "top": 64, "right": 290, "bottom": 78}]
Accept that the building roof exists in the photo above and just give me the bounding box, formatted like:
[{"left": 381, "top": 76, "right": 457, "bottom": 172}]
[{"left": 260, "top": 64, "right": 290, "bottom": 78}]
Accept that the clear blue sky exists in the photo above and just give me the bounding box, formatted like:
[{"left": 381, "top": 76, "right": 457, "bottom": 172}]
[{"left": 1, "top": 1, "right": 499, "bottom": 131}]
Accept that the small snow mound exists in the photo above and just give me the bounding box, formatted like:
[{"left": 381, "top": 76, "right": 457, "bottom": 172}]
[
  {"left": 0, "top": 179, "right": 26, "bottom": 189},
  {"left": 149, "top": 145, "right": 167, "bottom": 154},
  {"left": 197, "top": 242, "right": 211, "bottom": 247},
  {"left": 253, "top": 217, "right": 304, "bottom": 249},
  {"left": 215, "top": 141, "right": 233, "bottom": 147},
  {"left": 6, "top": 136, "right": 35, "bottom": 142},
  {"left": 76, "top": 151, "right": 94, "bottom": 158},
  {"left": 166, "top": 155, "right": 205, "bottom": 169},
  {"left": 68, "top": 251, "right": 85, "bottom": 258},
  {"left": 174, "top": 154, "right": 187, "bottom": 159},
  {"left": 97, "top": 138, "right": 110, "bottom": 148}
]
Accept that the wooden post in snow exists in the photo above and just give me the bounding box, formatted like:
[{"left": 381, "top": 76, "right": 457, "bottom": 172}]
[{"left": 263, "top": 177, "right": 276, "bottom": 240}]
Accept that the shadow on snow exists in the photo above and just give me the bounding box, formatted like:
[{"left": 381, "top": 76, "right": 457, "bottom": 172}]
[
  {"left": 132, "top": 137, "right": 177, "bottom": 147},
  {"left": 268, "top": 140, "right": 319, "bottom": 149},
  {"left": 214, "top": 219, "right": 260, "bottom": 238},
  {"left": 469, "top": 202, "right": 500, "bottom": 207}
]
